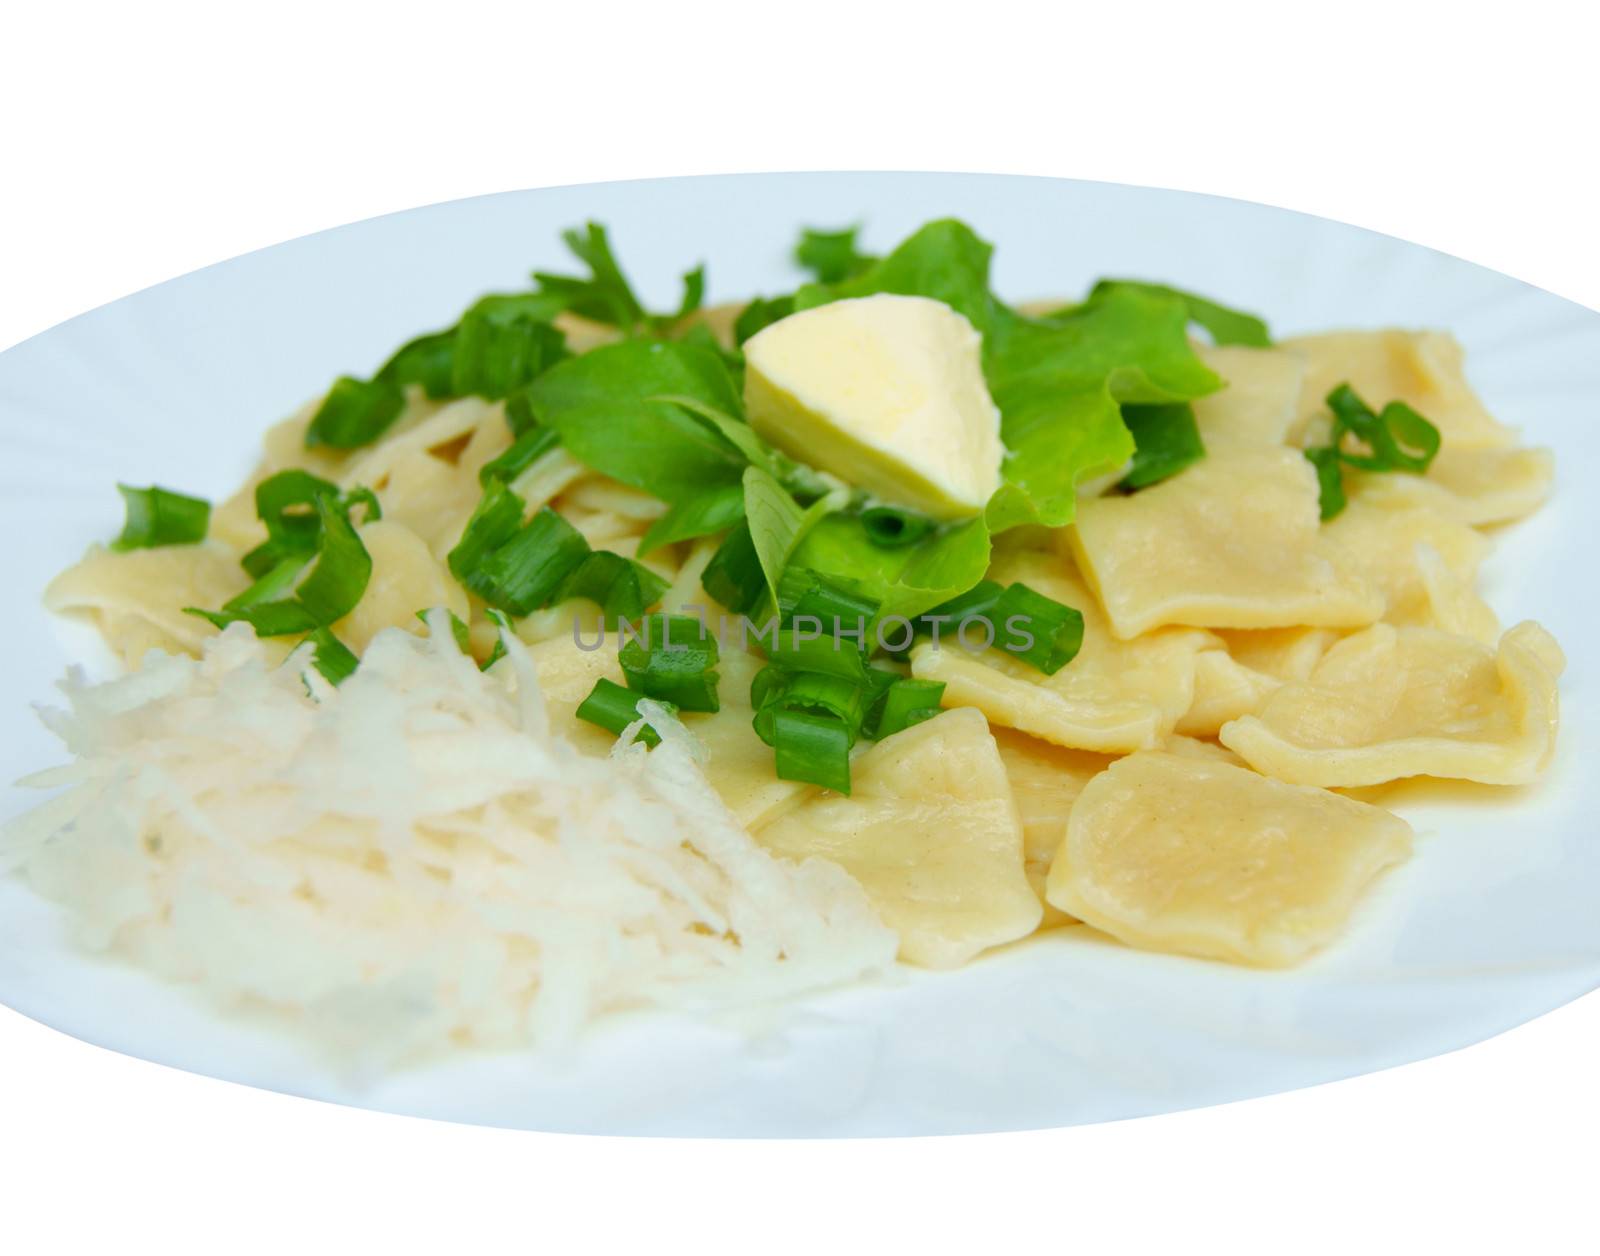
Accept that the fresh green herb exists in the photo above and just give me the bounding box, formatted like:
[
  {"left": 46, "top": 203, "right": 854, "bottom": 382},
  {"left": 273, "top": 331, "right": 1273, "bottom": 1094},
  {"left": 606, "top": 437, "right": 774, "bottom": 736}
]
[
  {"left": 1121, "top": 403, "right": 1206, "bottom": 489},
  {"left": 242, "top": 472, "right": 378, "bottom": 579},
  {"left": 532, "top": 222, "right": 704, "bottom": 334},
  {"left": 771, "top": 708, "right": 853, "bottom": 794},
  {"left": 305, "top": 375, "right": 407, "bottom": 449},
  {"left": 700, "top": 522, "right": 767, "bottom": 614},
  {"left": 447, "top": 481, "right": 528, "bottom": 600},
  {"left": 752, "top": 667, "right": 871, "bottom": 747},
  {"left": 524, "top": 340, "right": 747, "bottom": 502},
  {"left": 1324, "top": 384, "right": 1442, "bottom": 472},
  {"left": 993, "top": 582, "right": 1084, "bottom": 674},
  {"left": 575, "top": 677, "right": 668, "bottom": 748},
  {"left": 472, "top": 506, "right": 592, "bottom": 617},
  {"left": 619, "top": 614, "right": 721, "bottom": 712},
  {"left": 478, "top": 426, "right": 561, "bottom": 488},
  {"left": 451, "top": 294, "right": 569, "bottom": 400},
  {"left": 376, "top": 328, "right": 459, "bottom": 399},
  {"left": 794, "top": 225, "right": 876, "bottom": 284},
  {"left": 305, "top": 627, "right": 359, "bottom": 686},
  {"left": 1090, "top": 280, "right": 1271, "bottom": 348},
  {"left": 1304, "top": 383, "right": 1442, "bottom": 520},
  {"left": 764, "top": 625, "right": 872, "bottom": 683},
  {"left": 789, "top": 512, "right": 992, "bottom": 623},
  {"left": 189, "top": 496, "right": 373, "bottom": 636},
  {"left": 638, "top": 483, "right": 747, "bottom": 554},
  {"left": 110, "top": 484, "right": 210, "bottom": 552},
  {"left": 733, "top": 295, "right": 795, "bottom": 345},
  {"left": 793, "top": 218, "right": 996, "bottom": 331},
  {"left": 1305, "top": 446, "right": 1348, "bottom": 521},
  {"left": 776, "top": 568, "right": 881, "bottom": 628},
  {"left": 864, "top": 677, "right": 946, "bottom": 740},
  {"left": 555, "top": 550, "right": 669, "bottom": 624}
]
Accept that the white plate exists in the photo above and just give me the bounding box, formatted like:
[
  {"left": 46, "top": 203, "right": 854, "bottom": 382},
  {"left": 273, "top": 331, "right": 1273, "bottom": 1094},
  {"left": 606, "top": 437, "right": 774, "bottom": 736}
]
[{"left": 2, "top": 173, "right": 1597, "bottom": 1137}]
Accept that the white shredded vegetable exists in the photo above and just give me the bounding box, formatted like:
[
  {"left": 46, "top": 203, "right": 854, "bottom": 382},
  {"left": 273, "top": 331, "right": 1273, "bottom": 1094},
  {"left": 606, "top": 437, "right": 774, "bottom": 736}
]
[{"left": 1, "top": 621, "right": 896, "bottom": 1064}]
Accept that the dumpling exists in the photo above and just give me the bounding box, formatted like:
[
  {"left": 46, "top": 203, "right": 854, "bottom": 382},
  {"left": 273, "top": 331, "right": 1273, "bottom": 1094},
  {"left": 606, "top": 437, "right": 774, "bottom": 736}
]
[
  {"left": 1176, "top": 648, "right": 1280, "bottom": 737},
  {"left": 909, "top": 550, "right": 1215, "bottom": 753},
  {"left": 754, "top": 708, "right": 1042, "bottom": 968},
  {"left": 45, "top": 542, "right": 247, "bottom": 664},
  {"left": 1415, "top": 543, "right": 1500, "bottom": 645},
  {"left": 1069, "top": 446, "right": 1384, "bottom": 638},
  {"left": 991, "top": 728, "right": 1111, "bottom": 926},
  {"left": 1282, "top": 330, "right": 1517, "bottom": 448},
  {"left": 1220, "top": 621, "right": 1563, "bottom": 786},
  {"left": 1346, "top": 444, "right": 1554, "bottom": 527},
  {"left": 1319, "top": 488, "right": 1488, "bottom": 627},
  {"left": 333, "top": 520, "right": 470, "bottom": 652},
  {"left": 1191, "top": 344, "right": 1305, "bottom": 447},
  {"left": 1217, "top": 626, "right": 1340, "bottom": 682},
  {"left": 687, "top": 648, "right": 817, "bottom": 830},
  {"left": 1046, "top": 750, "right": 1411, "bottom": 966}
]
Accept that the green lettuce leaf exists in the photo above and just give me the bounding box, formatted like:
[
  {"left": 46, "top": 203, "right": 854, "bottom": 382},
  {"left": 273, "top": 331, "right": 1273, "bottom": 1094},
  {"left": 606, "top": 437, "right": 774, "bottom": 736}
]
[
  {"left": 790, "top": 512, "right": 992, "bottom": 623},
  {"left": 794, "top": 225, "right": 877, "bottom": 284},
  {"left": 524, "top": 340, "right": 747, "bottom": 502}
]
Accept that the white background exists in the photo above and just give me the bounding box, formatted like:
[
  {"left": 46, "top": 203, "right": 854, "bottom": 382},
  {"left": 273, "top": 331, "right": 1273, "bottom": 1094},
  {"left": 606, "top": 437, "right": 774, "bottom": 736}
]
[{"left": 2, "top": 2, "right": 1595, "bottom": 1251}]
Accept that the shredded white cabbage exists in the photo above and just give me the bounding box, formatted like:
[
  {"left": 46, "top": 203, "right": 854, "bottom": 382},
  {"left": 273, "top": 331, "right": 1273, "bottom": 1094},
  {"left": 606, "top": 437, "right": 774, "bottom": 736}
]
[{"left": 2, "top": 621, "right": 896, "bottom": 1064}]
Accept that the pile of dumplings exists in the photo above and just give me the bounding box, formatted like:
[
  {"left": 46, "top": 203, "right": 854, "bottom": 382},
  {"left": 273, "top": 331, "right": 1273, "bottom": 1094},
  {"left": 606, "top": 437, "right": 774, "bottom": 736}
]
[{"left": 47, "top": 320, "right": 1563, "bottom": 973}]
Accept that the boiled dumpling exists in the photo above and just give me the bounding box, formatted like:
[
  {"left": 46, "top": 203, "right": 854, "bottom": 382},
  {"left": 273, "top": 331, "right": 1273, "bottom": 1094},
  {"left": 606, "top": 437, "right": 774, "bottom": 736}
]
[
  {"left": 1176, "top": 648, "right": 1280, "bottom": 737},
  {"left": 1191, "top": 344, "right": 1305, "bottom": 447},
  {"left": 1220, "top": 621, "right": 1563, "bottom": 786},
  {"left": 45, "top": 542, "right": 247, "bottom": 664},
  {"left": 1346, "top": 444, "right": 1554, "bottom": 527},
  {"left": 992, "top": 728, "right": 1110, "bottom": 926},
  {"left": 910, "top": 550, "right": 1215, "bottom": 753},
  {"left": 1319, "top": 488, "right": 1488, "bottom": 627},
  {"left": 1069, "top": 445, "right": 1384, "bottom": 638},
  {"left": 1282, "top": 329, "right": 1517, "bottom": 448},
  {"left": 1046, "top": 750, "right": 1412, "bottom": 966},
  {"left": 1217, "top": 626, "right": 1340, "bottom": 682},
  {"left": 754, "top": 708, "right": 1042, "bottom": 967}
]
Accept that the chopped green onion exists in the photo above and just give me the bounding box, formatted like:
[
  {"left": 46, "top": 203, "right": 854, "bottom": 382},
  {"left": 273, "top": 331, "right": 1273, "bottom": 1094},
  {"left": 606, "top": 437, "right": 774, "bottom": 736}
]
[
  {"left": 575, "top": 677, "right": 668, "bottom": 748},
  {"left": 478, "top": 426, "right": 561, "bottom": 488},
  {"left": 917, "top": 579, "right": 1004, "bottom": 634},
  {"left": 776, "top": 567, "right": 881, "bottom": 627},
  {"left": 1121, "top": 403, "right": 1206, "bottom": 489},
  {"left": 1325, "top": 384, "right": 1441, "bottom": 473},
  {"left": 305, "top": 375, "right": 407, "bottom": 449},
  {"left": 191, "top": 497, "right": 374, "bottom": 637},
  {"left": 866, "top": 678, "right": 946, "bottom": 740},
  {"left": 472, "top": 506, "right": 591, "bottom": 617},
  {"left": 771, "top": 708, "right": 853, "bottom": 794},
  {"left": 764, "top": 625, "right": 871, "bottom": 682},
  {"left": 860, "top": 505, "right": 936, "bottom": 548},
  {"left": 619, "top": 614, "right": 721, "bottom": 712},
  {"left": 110, "top": 484, "right": 210, "bottom": 551},
  {"left": 1304, "top": 383, "right": 1442, "bottom": 522},
  {"left": 994, "top": 582, "right": 1084, "bottom": 675},
  {"left": 556, "top": 550, "right": 669, "bottom": 624},
  {"left": 451, "top": 294, "right": 568, "bottom": 400},
  {"left": 752, "top": 667, "right": 871, "bottom": 747},
  {"left": 701, "top": 522, "right": 768, "bottom": 614},
  {"left": 447, "top": 481, "right": 528, "bottom": 601},
  {"left": 376, "top": 328, "right": 458, "bottom": 400},
  {"left": 1305, "top": 446, "right": 1348, "bottom": 521},
  {"left": 244, "top": 473, "right": 379, "bottom": 579},
  {"left": 305, "top": 627, "right": 359, "bottom": 686}
]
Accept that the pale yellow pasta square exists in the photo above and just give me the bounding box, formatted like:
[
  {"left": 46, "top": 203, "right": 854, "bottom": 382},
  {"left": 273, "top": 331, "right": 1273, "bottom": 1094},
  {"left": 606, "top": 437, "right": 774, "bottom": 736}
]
[
  {"left": 1221, "top": 621, "right": 1563, "bottom": 786},
  {"left": 992, "top": 728, "right": 1110, "bottom": 927},
  {"left": 1191, "top": 344, "right": 1305, "bottom": 447},
  {"left": 1046, "top": 750, "right": 1412, "bottom": 967},
  {"left": 910, "top": 550, "right": 1215, "bottom": 753},
  {"left": 755, "top": 708, "right": 1042, "bottom": 968},
  {"left": 1069, "top": 445, "right": 1383, "bottom": 637}
]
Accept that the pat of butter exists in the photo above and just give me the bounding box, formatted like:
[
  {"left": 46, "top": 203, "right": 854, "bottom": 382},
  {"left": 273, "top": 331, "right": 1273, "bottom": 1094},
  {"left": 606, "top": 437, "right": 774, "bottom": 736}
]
[{"left": 743, "top": 294, "right": 1004, "bottom": 519}]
